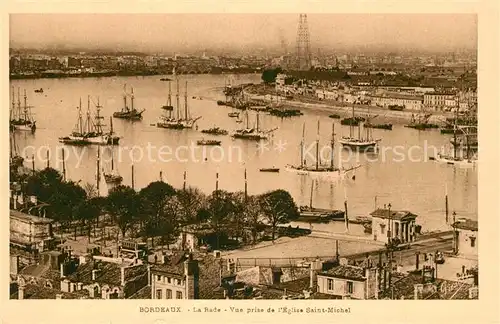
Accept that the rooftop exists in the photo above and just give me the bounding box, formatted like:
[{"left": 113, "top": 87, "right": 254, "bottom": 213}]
[
  {"left": 379, "top": 273, "right": 476, "bottom": 300},
  {"left": 453, "top": 219, "right": 478, "bottom": 231},
  {"left": 11, "top": 283, "right": 89, "bottom": 299},
  {"left": 370, "top": 208, "right": 418, "bottom": 221},
  {"left": 10, "top": 209, "right": 53, "bottom": 224},
  {"left": 319, "top": 265, "right": 367, "bottom": 281}
]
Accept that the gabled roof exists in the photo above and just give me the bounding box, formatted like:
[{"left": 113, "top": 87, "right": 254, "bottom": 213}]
[
  {"left": 370, "top": 208, "right": 417, "bottom": 221},
  {"left": 318, "top": 265, "right": 367, "bottom": 281},
  {"left": 10, "top": 210, "right": 53, "bottom": 224}
]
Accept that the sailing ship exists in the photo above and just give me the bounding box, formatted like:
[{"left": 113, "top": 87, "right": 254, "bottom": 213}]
[
  {"left": 156, "top": 80, "right": 201, "bottom": 129},
  {"left": 231, "top": 110, "right": 277, "bottom": 140},
  {"left": 10, "top": 87, "right": 36, "bottom": 132},
  {"left": 59, "top": 96, "right": 120, "bottom": 146},
  {"left": 433, "top": 124, "right": 477, "bottom": 167},
  {"left": 297, "top": 179, "right": 345, "bottom": 223},
  {"left": 113, "top": 84, "right": 145, "bottom": 120},
  {"left": 200, "top": 127, "right": 228, "bottom": 135},
  {"left": 338, "top": 105, "right": 380, "bottom": 151},
  {"left": 405, "top": 112, "right": 439, "bottom": 130},
  {"left": 285, "top": 120, "right": 361, "bottom": 179},
  {"left": 103, "top": 148, "right": 123, "bottom": 184},
  {"left": 363, "top": 105, "right": 392, "bottom": 130},
  {"left": 196, "top": 139, "right": 221, "bottom": 146},
  {"left": 10, "top": 133, "right": 24, "bottom": 169},
  {"left": 161, "top": 80, "right": 174, "bottom": 111}
]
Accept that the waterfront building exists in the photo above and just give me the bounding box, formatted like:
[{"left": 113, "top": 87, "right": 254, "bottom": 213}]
[
  {"left": 370, "top": 208, "right": 418, "bottom": 244},
  {"left": 423, "top": 91, "right": 456, "bottom": 111},
  {"left": 452, "top": 219, "right": 478, "bottom": 259},
  {"left": 10, "top": 210, "right": 54, "bottom": 253},
  {"left": 316, "top": 259, "right": 378, "bottom": 299},
  {"left": 369, "top": 93, "right": 423, "bottom": 111},
  {"left": 150, "top": 252, "right": 199, "bottom": 300}
]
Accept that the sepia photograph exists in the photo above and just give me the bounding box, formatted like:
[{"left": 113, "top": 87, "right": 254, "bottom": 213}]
[{"left": 8, "top": 12, "right": 481, "bottom": 304}]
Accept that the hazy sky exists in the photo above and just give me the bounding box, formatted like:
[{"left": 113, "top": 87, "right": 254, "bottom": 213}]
[{"left": 10, "top": 14, "right": 477, "bottom": 53}]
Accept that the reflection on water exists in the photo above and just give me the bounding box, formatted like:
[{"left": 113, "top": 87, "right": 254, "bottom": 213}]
[{"left": 10, "top": 74, "right": 477, "bottom": 233}]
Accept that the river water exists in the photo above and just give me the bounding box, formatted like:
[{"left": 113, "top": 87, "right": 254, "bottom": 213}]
[{"left": 10, "top": 74, "right": 477, "bottom": 234}]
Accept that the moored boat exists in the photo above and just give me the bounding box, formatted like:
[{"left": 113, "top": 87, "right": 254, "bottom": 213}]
[
  {"left": 197, "top": 139, "right": 221, "bottom": 146},
  {"left": 113, "top": 84, "right": 145, "bottom": 120},
  {"left": 259, "top": 167, "right": 280, "bottom": 173},
  {"left": 10, "top": 87, "right": 36, "bottom": 133},
  {"left": 201, "top": 127, "right": 228, "bottom": 136}
]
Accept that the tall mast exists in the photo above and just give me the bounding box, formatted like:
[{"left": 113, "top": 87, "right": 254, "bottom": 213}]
[
  {"left": 123, "top": 84, "right": 128, "bottom": 112},
  {"left": 184, "top": 81, "right": 188, "bottom": 120},
  {"left": 96, "top": 148, "right": 100, "bottom": 195},
  {"left": 453, "top": 108, "right": 458, "bottom": 159},
  {"left": 78, "top": 98, "right": 83, "bottom": 134},
  {"left": 131, "top": 87, "right": 135, "bottom": 112},
  {"left": 17, "top": 88, "right": 21, "bottom": 120},
  {"left": 87, "top": 95, "right": 91, "bottom": 134},
  {"left": 176, "top": 79, "right": 180, "bottom": 120},
  {"left": 330, "top": 122, "right": 335, "bottom": 169},
  {"left": 109, "top": 116, "right": 114, "bottom": 135},
  {"left": 350, "top": 104, "right": 354, "bottom": 138},
  {"left": 246, "top": 110, "right": 249, "bottom": 129},
  {"left": 315, "top": 119, "right": 320, "bottom": 170},
  {"left": 23, "top": 89, "right": 28, "bottom": 121},
  {"left": 256, "top": 112, "right": 260, "bottom": 132},
  {"left": 300, "top": 122, "right": 305, "bottom": 168},
  {"left": 11, "top": 86, "right": 15, "bottom": 120},
  {"left": 168, "top": 81, "right": 172, "bottom": 118},
  {"left": 111, "top": 148, "right": 114, "bottom": 171}
]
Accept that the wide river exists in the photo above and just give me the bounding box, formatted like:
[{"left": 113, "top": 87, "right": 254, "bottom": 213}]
[{"left": 10, "top": 74, "right": 477, "bottom": 234}]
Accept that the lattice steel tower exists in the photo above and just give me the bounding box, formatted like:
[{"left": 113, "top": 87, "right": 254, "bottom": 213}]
[{"left": 296, "top": 14, "right": 311, "bottom": 70}]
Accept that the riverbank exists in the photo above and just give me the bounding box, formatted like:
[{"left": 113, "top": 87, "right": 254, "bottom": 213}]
[
  {"left": 243, "top": 84, "right": 455, "bottom": 125},
  {"left": 9, "top": 68, "right": 260, "bottom": 80}
]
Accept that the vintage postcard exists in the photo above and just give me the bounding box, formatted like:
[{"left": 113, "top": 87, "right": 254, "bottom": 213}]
[{"left": 2, "top": 2, "right": 499, "bottom": 324}]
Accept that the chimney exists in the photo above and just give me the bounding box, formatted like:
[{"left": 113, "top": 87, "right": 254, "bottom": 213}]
[
  {"left": 184, "top": 254, "right": 199, "bottom": 299},
  {"left": 79, "top": 255, "right": 88, "bottom": 265},
  {"left": 120, "top": 267, "right": 126, "bottom": 286},
  {"left": 339, "top": 258, "right": 348, "bottom": 266},
  {"left": 92, "top": 269, "right": 99, "bottom": 281},
  {"left": 18, "top": 285, "right": 24, "bottom": 300}
]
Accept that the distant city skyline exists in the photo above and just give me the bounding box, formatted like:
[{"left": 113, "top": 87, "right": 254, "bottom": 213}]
[{"left": 10, "top": 14, "right": 477, "bottom": 55}]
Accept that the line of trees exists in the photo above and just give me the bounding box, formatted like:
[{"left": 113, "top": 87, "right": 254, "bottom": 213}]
[{"left": 17, "top": 167, "right": 300, "bottom": 251}]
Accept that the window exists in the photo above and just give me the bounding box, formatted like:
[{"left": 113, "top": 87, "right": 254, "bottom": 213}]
[
  {"left": 176, "top": 279, "right": 181, "bottom": 286},
  {"left": 346, "top": 281, "right": 354, "bottom": 294},
  {"left": 380, "top": 224, "right": 385, "bottom": 234},
  {"left": 470, "top": 237, "right": 476, "bottom": 247},
  {"left": 166, "top": 289, "right": 172, "bottom": 299},
  {"left": 176, "top": 291, "right": 183, "bottom": 299},
  {"left": 327, "top": 279, "right": 334, "bottom": 291},
  {"left": 167, "top": 277, "right": 171, "bottom": 284},
  {"left": 156, "top": 289, "right": 162, "bottom": 299},
  {"left": 156, "top": 275, "right": 162, "bottom": 282}
]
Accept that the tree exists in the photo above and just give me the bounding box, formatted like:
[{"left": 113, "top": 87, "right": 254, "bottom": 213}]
[
  {"left": 176, "top": 187, "right": 206, "bottom": 224},
  {"left": 242, "top": 195, "right": 263, "bottom": 244},
  {"left": 138, "top": 181, "right": 176, "bottom": 230},
  {"left": 47, "top": 180, "right": 86, "bottom": 229},
  {"left": 25, "top": 167, "right": 63, "bottom": 202},
  {"left": 106, "top": 185, "right": 140, "bottom": 238},
  {"left": 259, "top": 189, "right": 299, "bottom": 242},
  {"left": 157, "top": 195, "right": 182, "bottom": 251},
  {"left": 72, "top": 200, "right": 100, "bottom": 242},
  {"left": 206, "top": 190, "right": 237, "bottom": 249}
]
